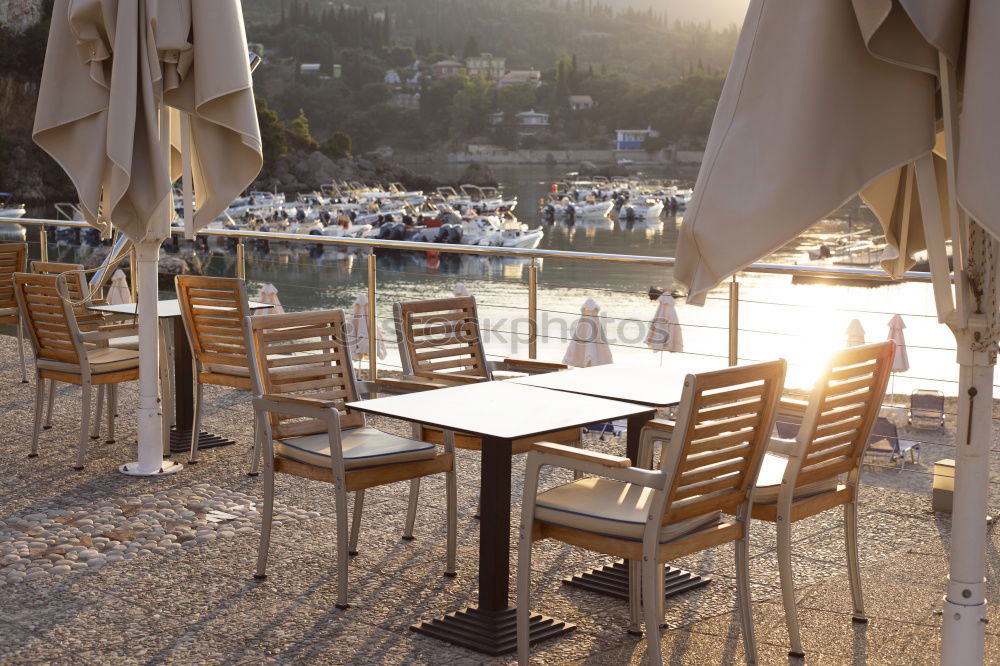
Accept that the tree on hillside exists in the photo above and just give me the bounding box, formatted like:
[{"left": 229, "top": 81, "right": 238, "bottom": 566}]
[
  {"left": 289, "top": 108, "right": 318, "bottom": 151},
  {"left": 461, "top": 35, "right": 480, "bottom": 58},
  {"left": 256, "top": 97, "right": 289, "bottom": 171},
  {"left": 321, "top": 131, "right": 352, "bottom": 160}
]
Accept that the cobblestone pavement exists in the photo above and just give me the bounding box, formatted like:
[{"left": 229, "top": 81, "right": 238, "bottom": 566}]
[{"left": 0, "top": 335, "right": 998, "bottom": 664}]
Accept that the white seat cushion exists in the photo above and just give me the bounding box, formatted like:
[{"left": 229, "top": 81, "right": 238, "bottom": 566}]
[
  {"left": 277, "top": 426, "right": 437, "bottom": 470},
  {"left": 37, "top": 347, "right": 139, "bottom": 374},
  {"left": 753, "top": 452, "right": 839, "bottom": 504},
  {"left": 109, "top": 335, "right": 140, "bottom": 351},
  {"left": 534, "top": 477, "right": 722, "bottom": 543}
]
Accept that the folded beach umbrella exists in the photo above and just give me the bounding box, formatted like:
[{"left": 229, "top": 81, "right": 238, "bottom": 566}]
[
  {"left": 888, "top": 314, "right": 909, "bottom": 372},
  {"left": 673, "top": 1, "right": 998, "bottom": 659},
  {"left": 453, "top": 283, "right": 471, "bottom": 297},
  {"left": 350, "top": 294, "right": 386, "bottom": 361},
  {"left": 563, "top": 297, "right": 613, "bottom": 367},
  {"left": 254, "top": 283, "right": 284, "bottom": 314},
  {"left": 33, "top": 0, "right": 262, "bottom": 476},
  {"left": 646, "top": 293, "right": 683, "bottom": 353},
  {"left": 106, "top": 269, "right": 132, "bottom": 306},
  {"left": 846, "top": 319, "right": 866, "bottom": 347}
]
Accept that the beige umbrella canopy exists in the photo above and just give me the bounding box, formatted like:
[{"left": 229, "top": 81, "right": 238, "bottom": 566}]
[
  {"left": 846, "top": 319, "right": 866, "bottom": 347},
  {"left": 675, "top": 1, "right": 998, "bottom": 660},
  {"left": 106, "top": 269, "right": 131, "bottom": 306},
  {"left": 563, "top": 298, "right": 613, "bottom": 367},
  {"left": 33, "top": 0, "right": 262, "bottom": 240},
  {"left": 646, "top": 293, "right": 684, "bottom": 353},
  {"left": 254, "top": 283, "right": 284, "bottom": 315},
  {"left": 888, "top": 314, "right": 909, "bottom": 372}
]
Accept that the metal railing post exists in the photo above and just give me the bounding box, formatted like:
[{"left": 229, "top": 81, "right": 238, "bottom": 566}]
[
  {"left": 367, "top": 249, "right": 377, "bottom": 386},
  {"left": 528, "top": 258, "right": 538, "bottom": 359},
  {"left": 38, "top": 227, "right": 48, "bottom": 262},
  {"left": 235, "top": 239, "right": 246, "bottom": 280},
  {"left": 728, "top": 276, "right": 739, "bottom": 366}
]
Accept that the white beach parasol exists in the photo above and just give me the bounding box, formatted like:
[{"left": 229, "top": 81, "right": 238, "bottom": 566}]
[
  {"left": 646, "top": 293, "right": 684, "bottom": 353},
  {"left": 887, "top": 315, "right": 909, "bottom": 373},
  {"left": 33, "top": 0, "right": 262, "bottom": 476},
  {"left": 453, "top": 283, "right": 471, "bottom": 297},
  {"left": 846, "top": 319, "right": 866, "bottom": 347},
  {"left": 255, "top": 283, "right": 284, "bottom": 314},
  {"left": 349, "top": 294, "right": 386, "bottom": 361},
  {"left": 562, "top": 298, "right": 613, "bottom": 367},
  {"left": 106, "top": 269, "right": 131, "bottom": 306},
  {"left": 674, "top": 1, "right": 999, "bottom": 659}
]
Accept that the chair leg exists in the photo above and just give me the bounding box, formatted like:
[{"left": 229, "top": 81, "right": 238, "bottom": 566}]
[
  {"left": 445, "top": 455, "right": 457, "bottom": 576},
  {"left": 642, "top": 556, "right": 664, "bottom": 666},
  {"left": 248, "top": 409, "right": 261, "bottom": 476},
  {"left": 334, "top": 484, "right": 351, "bottom": 609},
  {"left": 845, "top": 500, "right": 866, "bottom": 623},
  {"left": 188, "top": 380, "right": 203, "bottom": 464},
  {"left": 90, "top": 386, "right": 105, "bottom": 440},
  {"left": 43, "top": 379, "right": 55, "bottom": 429},
  {"left": 627, "top": 560, "right": 643, "bottom": 635},
  {"left": 402, "top": 478, "right": 420, "bottom": 540},
  {"left": 254, "top": 456, "right": 275, "bottom": 580},
  {"left": 105, "top": 385, "right": 116, "bottom": 444},
  {"left": 516, "top": 520, "right": 533, "bottom": 665},
  {"left": 735, "top": 533, "right": 758, "bottom": 665},
  {"left": 573, "top": 430, "right": 584, "bottom": 480},
  {"left": 776, "top": 517, "right": 803, "bottom": 657},
  {"left": 76, "top": 383, "right": 92, "bottom": 470},
  {"left": 16, "top": 317, "right": 26, "bottom": 383},
  {"left": 349, "top": 490, "right": 364, "bottom": 556},
  {"left": 29, "top": 373, "right": 44, "bottom": 458}
]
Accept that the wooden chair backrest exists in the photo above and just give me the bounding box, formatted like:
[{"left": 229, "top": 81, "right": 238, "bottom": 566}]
[
  {"left": 30, "top": 261, "right": 97, "bottom": 320},
  {"left": 13, "top": 272, "right": 82, "bottom": 365},
  {"left": 393, "top": 296, "right": 490, "bottom": 382},
  {"left": 176, "top": 275, "right": 251, "bottom": 370},
  {"left": 660, "top": 360, "right": 786, "bottom": 524},
  {"left": 0, "top": 243, "right": 27, "bottom": 312},
  {"left": 791, "top": 342, "right": 894, "bottom": 488},
  {"left": 246, "top": 309, "right": 364, "bottom": 439}
]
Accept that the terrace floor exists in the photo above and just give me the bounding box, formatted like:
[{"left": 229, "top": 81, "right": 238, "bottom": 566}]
[{"left": 0, "top": 335, "right": 998, "bottom": 665}]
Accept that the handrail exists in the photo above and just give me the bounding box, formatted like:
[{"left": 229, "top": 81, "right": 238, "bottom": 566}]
[{"left": 0, "top": 215, "right": 937, "bottom": 283}]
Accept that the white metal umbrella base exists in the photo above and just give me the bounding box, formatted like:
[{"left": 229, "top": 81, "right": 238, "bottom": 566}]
[{"left": 118, "top": 460, "right": 183, "bottom": 476}]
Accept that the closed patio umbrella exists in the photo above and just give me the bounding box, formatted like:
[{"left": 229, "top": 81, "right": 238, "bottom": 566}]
[
  {"left": 846, "top": 319, "right": 866, "bottom": 347},
  {"left": 674, "top": 1, "right": 997, "bottom": 661},
  {"left": 646, "top": 293, "right": 683, "bottom": 353},
  {"left": 349, "top": 294, "right": 386, "bottom": 362},
  {"left": 33, "top": 0, "right": 262, "bottom": 476},
  {"left": 888, "top": 315, "right": 910, "bottom": 373},
  {"left": 255, "top": 283, "right": 284, "bottom": 314},
  {"left": 106, "top": 269, "right": 131, "bottom": 306},
  {"left": 453, "top": 283, "right": 471, "bottom": 297},
  {"left": 563, "top": 297, "right": 613, "bottom": 367}
]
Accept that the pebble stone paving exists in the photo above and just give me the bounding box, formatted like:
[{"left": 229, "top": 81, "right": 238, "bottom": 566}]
[{"left": 0, "top": 334, "right": 998, "bottom": 664}]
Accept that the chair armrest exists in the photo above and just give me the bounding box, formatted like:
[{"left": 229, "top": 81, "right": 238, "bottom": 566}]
[
  {"left": 530, "top": 442, "right": 631, "bottom": 467},
  {"left": 369, "top": 377, "right": 450, "bottom": 394},
  {"left": 767, "top": 437, "right": 798, "bottom": 457},
  {"left": 78, "top": 322, "right": 138, "bottom": 343},
  {"left": 412, "top": 371, "right": 483, "bottom": 385},
  {"left": 638, "top": 418, "right": 675, "bottom": 468},
  {"left": 254, "top": 393, "right": 341, "bottom": 421},
  {"left": 494, "top": 358, "right": 568, "bottom": 375}
]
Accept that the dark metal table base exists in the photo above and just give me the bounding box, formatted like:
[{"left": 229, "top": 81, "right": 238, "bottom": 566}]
[
  {"left": 410, "top": 606, "right": 575, "bottom": 656},
  {"left": 563, "top": 561, "right": 709, "bottom": 601},
  {"left": 168, "top": 428, "right": 237, "bottom": 455}
]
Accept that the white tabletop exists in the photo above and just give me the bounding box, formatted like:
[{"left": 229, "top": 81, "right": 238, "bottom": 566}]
[
  {"left": 508, "top": 358, "right": 726, "bottom": 407},
  {"left": 89, "top": 299, "right": 273, "bottom": 318},
  {"left": 348, "top": 380, "right": 655, "bottom": 441}
]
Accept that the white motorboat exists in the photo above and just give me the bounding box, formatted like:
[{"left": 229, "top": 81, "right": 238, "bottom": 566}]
[
  {"left": 0, "top": 193, "right": 26, "bottom": 219},
  {"left": 619, "top": 197, "right": 664, "bottom": 220}
]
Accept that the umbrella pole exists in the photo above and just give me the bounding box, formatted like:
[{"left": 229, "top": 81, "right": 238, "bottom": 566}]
[
  {"left": 119, "top": 238, "right": 181, "bottom": 476},
  {"left": 942, "top": 332, "right": 992, "bottom": 664}
]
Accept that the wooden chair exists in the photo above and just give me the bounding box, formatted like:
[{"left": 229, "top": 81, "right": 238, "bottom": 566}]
[
  {"left": 175, "top": 275, "right": 257, "bottom": 470},
  {"left": 0, "top": 243, "right": 28, "bottom": 382},
  {"left": 30, "top": 261, "right": 133, "bottom": 436},
  {"left": 518, "top": 360, "right": 787, "bottom": 665},
  {"left": 14, "top": 272, "right": 138, "bottom": 469},
  {"left": 393, "top": 295, "right": 577, "bottom": 533},
  {"left": 752, "top": 342, "right": 894, "bottom": 658},
  {"left": 246, "top": 309, "right": 456, "bottom": 608}
]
